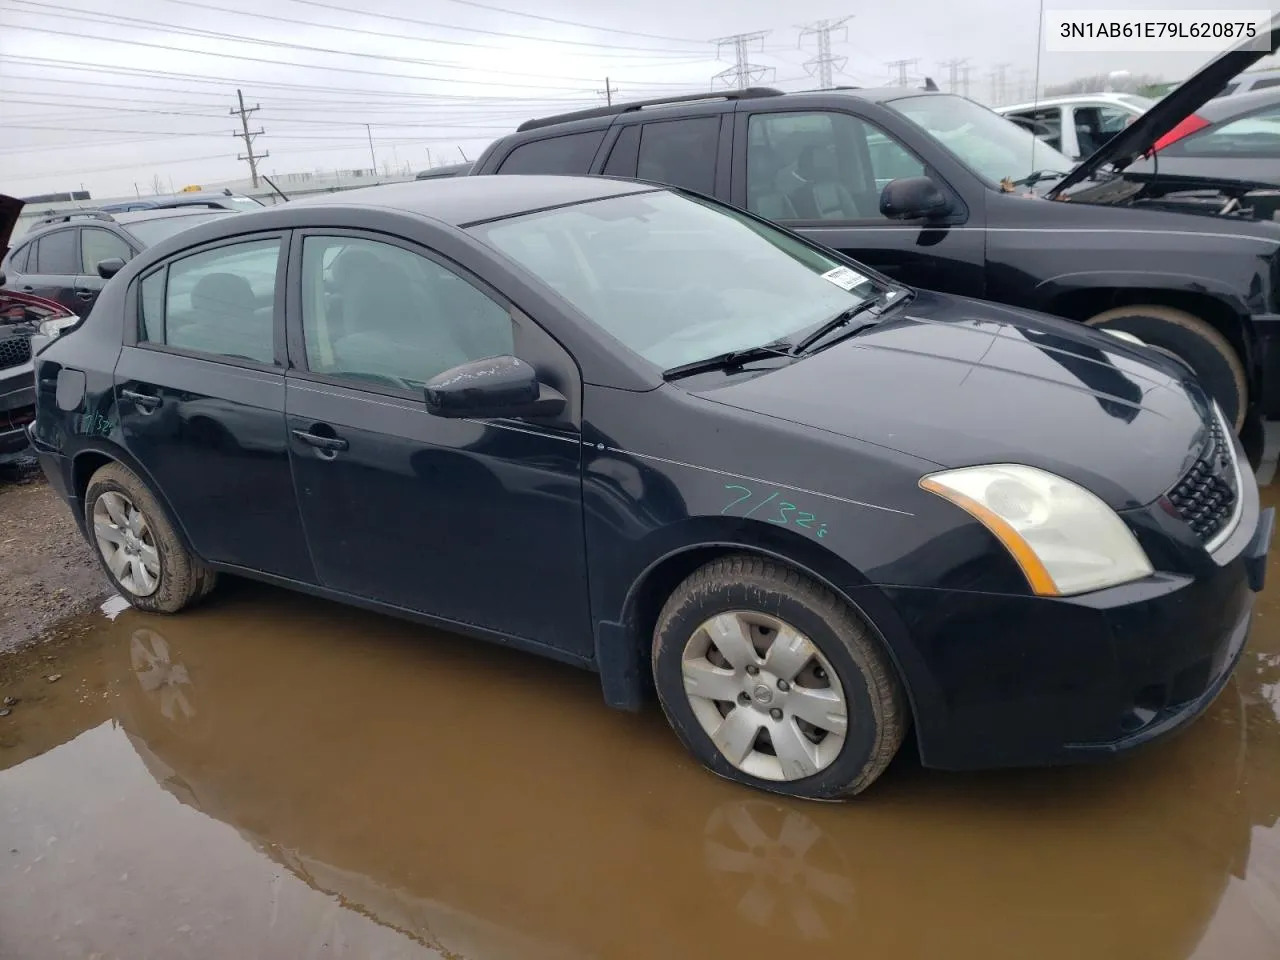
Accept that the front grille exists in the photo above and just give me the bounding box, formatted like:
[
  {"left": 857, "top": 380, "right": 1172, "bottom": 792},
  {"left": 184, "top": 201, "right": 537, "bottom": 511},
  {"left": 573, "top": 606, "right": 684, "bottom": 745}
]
[
  {"left": 1167, "top": 413, "right": 1238, "bottom": 545},
  {"left": 0, "top": 334, "right": 32, "bottom": 371}
]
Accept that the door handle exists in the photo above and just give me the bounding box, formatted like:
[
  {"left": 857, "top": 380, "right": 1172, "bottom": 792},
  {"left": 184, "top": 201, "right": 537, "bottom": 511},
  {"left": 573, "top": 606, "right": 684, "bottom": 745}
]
[
  {"left": 75, "top": 291, "right": 94, "bottom": 301},
  {"left": 21, "top": 285, "right": 34, "bottom": 292},
  {"left": 120, "top": 388, "right": 161, "bottom": 411},
  {"left": 291, "top": 429, "right": 349, "bottom": 452}
]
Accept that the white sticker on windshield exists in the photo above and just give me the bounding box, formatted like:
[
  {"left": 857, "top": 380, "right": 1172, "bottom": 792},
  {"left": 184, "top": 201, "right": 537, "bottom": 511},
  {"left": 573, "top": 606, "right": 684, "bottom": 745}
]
[{"left": 821, "top": 266, "right": 867, "bottom": 291}]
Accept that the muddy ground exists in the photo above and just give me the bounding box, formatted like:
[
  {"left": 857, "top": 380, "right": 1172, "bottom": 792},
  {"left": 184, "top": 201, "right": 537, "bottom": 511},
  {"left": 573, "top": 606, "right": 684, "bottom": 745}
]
[{"left": 0, "top": 465, "right": 108, "bottom": 655}]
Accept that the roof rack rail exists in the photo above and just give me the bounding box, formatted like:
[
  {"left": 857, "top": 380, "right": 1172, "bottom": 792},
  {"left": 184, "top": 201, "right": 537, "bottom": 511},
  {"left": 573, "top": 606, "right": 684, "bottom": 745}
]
[
  {"left": 517, "top": 87, "right": 785, "bottom": 132},
  {"left": 34, "top": 209, "right": 115, "bottom": 226}
]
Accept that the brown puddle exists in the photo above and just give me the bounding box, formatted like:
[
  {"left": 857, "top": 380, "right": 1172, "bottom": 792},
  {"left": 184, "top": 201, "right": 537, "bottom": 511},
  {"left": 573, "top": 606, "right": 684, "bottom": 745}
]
[{"left": 3, "top": 500, "right": 1280, "bottom": 960}]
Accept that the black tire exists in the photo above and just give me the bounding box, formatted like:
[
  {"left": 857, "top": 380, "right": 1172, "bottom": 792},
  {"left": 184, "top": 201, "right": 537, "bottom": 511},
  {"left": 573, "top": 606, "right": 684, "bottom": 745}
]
[
  {"left": 651, "top": 555, "right": 907, "bottom": 800},
  {"left": 1084, "top": 305, "right": 1248, "bottom": 431},
  {"left": 84, "top": 461, "right": 217, "bottom": 613}
]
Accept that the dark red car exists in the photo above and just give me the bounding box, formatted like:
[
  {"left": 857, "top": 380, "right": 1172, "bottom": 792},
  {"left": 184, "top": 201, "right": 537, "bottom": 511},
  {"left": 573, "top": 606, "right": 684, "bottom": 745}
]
[{"left": 0, "top": 195, "right": 80, "bottom": 465}]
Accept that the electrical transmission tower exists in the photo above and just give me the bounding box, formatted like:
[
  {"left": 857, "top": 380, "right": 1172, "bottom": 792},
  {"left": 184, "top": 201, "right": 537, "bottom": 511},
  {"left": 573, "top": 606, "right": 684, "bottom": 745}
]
[
  {"left": 797, "top": 17, "right": 851, "bottom": 89},
  {"left": 988, "top": 62, "right": 1011, "bottom": 105},
  {"left": 1016, "top": 68, "right": 1031, "bottom": 101},
  {"left": 711, "top": 31, "right": 775, "bottom": 90},
  {"left": 939, "top": 57, "right": 969, "bottom": 93},
  {"left": 597, "top": 77, "right": 620, "bottom": 106},
  {"left": 960, "top": 63, "right": 973, "bottom": 97},
  {"left": 885, "top": 58, "right": 919, "bottom": 87},
  {"left": 230, "top": 89, "right": 267, "bottom": 188}
]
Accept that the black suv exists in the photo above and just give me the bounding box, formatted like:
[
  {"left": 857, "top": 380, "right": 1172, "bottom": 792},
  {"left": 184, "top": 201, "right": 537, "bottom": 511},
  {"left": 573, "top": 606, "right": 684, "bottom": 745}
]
[
  {"left": 1, "top": 206, "right": 239, "bottom": 316},
  {"left": 468, "top": 19, "right": 1280, "bottom": 446}
]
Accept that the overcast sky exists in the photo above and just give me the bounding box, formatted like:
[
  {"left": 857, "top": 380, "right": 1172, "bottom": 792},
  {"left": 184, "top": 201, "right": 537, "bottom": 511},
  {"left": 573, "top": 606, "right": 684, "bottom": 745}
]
[{"left": 1, "top": 0, "right": 1274, "bottom": 198}]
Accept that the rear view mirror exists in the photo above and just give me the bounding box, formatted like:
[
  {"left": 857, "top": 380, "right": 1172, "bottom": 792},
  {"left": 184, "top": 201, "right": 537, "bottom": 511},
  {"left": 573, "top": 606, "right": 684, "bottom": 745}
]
[
  {"left": 880, "top": 177, "right": 953, "bottom": 221},
  {"left": 424, "top": 355, "right": 566, "bottom": 420},
  {"left": 97, "top": 258, "right": 125, "bottom": 279}
]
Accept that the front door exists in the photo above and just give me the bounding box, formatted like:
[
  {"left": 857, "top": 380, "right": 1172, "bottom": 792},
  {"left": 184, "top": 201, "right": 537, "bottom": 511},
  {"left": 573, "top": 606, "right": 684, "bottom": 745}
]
[
  {"left": 283, "top": 230, "right": 592, "bottom": 656},
  {"left": 77, "top": 226, "right": 136, "bottom": 313},
  {"left": 115, "top": 232, "right": 314, "bottom": 582},
  {"left": 732, "top": 108, "right": 988, "bottom": 297}
]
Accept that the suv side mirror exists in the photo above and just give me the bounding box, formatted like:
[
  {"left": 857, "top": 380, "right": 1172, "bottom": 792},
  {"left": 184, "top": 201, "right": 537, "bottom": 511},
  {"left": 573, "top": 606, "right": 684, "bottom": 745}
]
[
  {"left": 97, "top": 258, "right": 126, "bottom": 280},
  {"left": 424, "top": 355, "right": 566, "bottom": 420},
  {"left": 880, "top": 177, "right": 953, "bottom": 220}
]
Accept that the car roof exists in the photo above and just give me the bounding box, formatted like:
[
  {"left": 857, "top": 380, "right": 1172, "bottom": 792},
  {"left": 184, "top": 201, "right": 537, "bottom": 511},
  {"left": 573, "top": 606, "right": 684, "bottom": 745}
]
[
  {"left": 112, "top": 207, "right": 239, "bottom": 225},
  {"left": 284, "top": 174, "right": 658, "bottom": 226},
  {"left": 1198, "top": 84, "right": 1280, "bottom": 120},
  {"left": 997, "top": 92, "right": 1145, "bottom": 112}
]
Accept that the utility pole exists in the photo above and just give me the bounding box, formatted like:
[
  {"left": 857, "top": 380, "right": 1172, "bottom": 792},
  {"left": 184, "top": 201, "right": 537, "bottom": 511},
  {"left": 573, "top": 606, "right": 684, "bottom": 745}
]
[
  {"left": 990, "top": 62, "right": 1012, "bottom": 105},
  {"left": 365, "top": 123, "right": 376, "bottom": 172},
  {"left": 230, "top": 89, "right": 267, "bottom": 188},
  {"left": 939, "top": 57, "right": 969, "bottom": 93},
  {"left": 597, "top": 76, "right": 620, "bottom": 105},
  {"left": 885, "top": 58, "right": 919, "bottom": 87},
  {"left": 960, "top": 63, "right": 973, "bottom": 97},
  {"left": 797, "top": 17, "right": 851, "bottom": 90},
  {"left": 711, "top": 31, "right": 775, "bottom": 90}
]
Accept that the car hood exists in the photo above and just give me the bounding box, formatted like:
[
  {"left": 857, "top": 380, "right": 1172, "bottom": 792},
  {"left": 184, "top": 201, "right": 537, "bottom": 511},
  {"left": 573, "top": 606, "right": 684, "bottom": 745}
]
[
  {"left": 0, "top": 194, "right": 22, "bottom": 261},
  {"left": 1048, "top": 13, "right": 1280, "bottom": 197},
  {"left": 693, "top": 291, "right": 1211, "bottom": 511}
]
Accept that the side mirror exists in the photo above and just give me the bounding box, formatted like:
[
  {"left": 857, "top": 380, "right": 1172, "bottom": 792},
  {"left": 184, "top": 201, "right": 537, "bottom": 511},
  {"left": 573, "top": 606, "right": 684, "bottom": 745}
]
[
  {"left": 879, "top": 177, "right": 952, "bottom": 221},
  {"left": 424, "top": 355, "right": 566, "bottom": 420},
  {"left": 97, "top": 258, "right": 126, "bottom": 280}
]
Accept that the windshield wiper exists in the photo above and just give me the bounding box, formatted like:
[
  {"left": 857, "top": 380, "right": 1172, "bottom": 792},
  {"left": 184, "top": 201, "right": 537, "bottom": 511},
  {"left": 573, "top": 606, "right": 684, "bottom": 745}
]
[
  {"left": 791, "top": 290, "right": 911, "bottom": 356},
  {"left": 662, "top": 339, "right": 794, "bottom": 381},
  {"left": 1011, "top": 169, "right": 1070, "bottom": 187}
]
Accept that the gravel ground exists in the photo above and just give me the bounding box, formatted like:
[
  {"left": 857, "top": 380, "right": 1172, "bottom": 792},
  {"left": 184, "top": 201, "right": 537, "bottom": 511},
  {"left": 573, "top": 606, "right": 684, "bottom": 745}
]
[{"left": 0, "top": 460, "right": 109, "bottom": 654}]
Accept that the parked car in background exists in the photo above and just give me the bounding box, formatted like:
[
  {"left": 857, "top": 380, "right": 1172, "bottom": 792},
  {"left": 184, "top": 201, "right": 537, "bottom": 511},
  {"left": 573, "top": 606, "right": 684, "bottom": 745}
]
[
  {"left": 0, "top": 206, "right": 240, "bottom": 316},
  {"left": 466, "top": 17, "right": 1280, "bottom": 449},
  {"left": 1122, "top": 86, "right": 1280, "bottom": 188},
  {"left": 1212, "top": 65, "right": 1280, "bottom": 99},
  {"left": 996, "top": 93, "right": 1152, "bottom": 161},
  {"left": 98, "top": 190, "right": 266, "bottom": 214},
  {"left": 415, "top": 162, "right": 474, "bottom": 180},
  {"left": 0, "top": 195, "right": 80, "bottom": 466},
  {"left": 28, "top": 175, "right": 1274, "bottom": 800}
]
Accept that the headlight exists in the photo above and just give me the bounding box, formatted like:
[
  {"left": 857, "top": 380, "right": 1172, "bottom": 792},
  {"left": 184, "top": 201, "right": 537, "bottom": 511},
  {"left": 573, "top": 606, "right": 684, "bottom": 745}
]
[
  {"left": 919, "top": 464, "right": 1153, "bottom": 596},
  {"left": 38, "top": 315, "right": 80, "bottom": 339}
]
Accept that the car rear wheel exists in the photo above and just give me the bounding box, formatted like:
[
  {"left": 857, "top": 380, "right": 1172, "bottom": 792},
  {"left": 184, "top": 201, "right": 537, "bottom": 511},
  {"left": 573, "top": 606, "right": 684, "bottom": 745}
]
[
  {"left": 84, "top": 462, "right": 217, "bottom": 613},
  {"left": 1084, "top": 305, "right": 1248, "bottom": 431},
  {"left": 651, "top": 555, "right": 907, "bottom": 800}
]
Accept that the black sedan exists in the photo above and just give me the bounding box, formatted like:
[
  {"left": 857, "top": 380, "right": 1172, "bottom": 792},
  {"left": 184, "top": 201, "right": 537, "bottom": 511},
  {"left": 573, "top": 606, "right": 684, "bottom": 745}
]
[{"left": 28, "top": 175, "right": 1275, "bottom": 800}]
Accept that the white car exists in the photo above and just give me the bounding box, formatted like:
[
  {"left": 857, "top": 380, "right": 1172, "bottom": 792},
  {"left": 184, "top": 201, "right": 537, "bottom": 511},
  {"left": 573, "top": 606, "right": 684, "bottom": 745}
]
[
  {"left": 996, "top": 93, "right": 1152, "bottom": 161},
  {"left": 1213, "top": 66, "right": 1280, "bottom": 99}
]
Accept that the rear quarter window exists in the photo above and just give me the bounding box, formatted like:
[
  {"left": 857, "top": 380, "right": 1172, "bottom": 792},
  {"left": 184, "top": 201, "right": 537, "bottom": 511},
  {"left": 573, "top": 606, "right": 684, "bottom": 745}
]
[{"left": 496, "top": 130, "right": 608, "bottom": 174}]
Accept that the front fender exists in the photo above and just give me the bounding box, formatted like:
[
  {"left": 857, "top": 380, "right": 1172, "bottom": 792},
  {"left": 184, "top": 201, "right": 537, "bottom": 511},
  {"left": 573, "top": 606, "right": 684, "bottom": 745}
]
[{"left": 1032, "top": 270, "right": 1253, "bottom": 320}]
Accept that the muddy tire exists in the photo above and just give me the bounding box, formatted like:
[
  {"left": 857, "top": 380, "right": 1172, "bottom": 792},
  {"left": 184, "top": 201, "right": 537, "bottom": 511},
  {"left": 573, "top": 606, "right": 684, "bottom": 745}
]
[
  {"left": 84, "top": 461, "right": 217, "bottom": 614},
  {"left": 1084, "top": 305, "right": 1247, "bottom": 431},
  {"left": 651, "top": 555, "right": 907, "bottom": 801}
]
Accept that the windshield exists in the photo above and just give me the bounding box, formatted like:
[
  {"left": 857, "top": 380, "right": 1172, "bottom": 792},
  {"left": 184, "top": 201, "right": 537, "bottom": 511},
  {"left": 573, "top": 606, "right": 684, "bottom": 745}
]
[
  {"left": 122, "top": 212, "right": 234, "bottom": 247},
  {"left": 886, "top": 93, "right": 1075, "bottom": 186},
  {"left": 468, "top": 190, "right": 882, "bottom": 371}
]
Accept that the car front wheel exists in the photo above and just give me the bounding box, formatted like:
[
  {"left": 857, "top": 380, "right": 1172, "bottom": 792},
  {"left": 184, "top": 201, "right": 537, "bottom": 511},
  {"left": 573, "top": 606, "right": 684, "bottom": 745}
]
[
  {"left": 84, "top": 461, "right": 217, "bottom": 613},
  {"left": 651, "top": 555, "right": 907, "bottom": 800}
]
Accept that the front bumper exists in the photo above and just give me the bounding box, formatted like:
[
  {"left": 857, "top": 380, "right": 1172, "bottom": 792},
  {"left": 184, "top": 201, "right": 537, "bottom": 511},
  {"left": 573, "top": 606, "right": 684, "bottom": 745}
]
[
  {"left": 0, "top": 359, "right": 36, "bottom": 462},
  {"left": 866, "top": 503, "right": 1274, "bottom": 772}
]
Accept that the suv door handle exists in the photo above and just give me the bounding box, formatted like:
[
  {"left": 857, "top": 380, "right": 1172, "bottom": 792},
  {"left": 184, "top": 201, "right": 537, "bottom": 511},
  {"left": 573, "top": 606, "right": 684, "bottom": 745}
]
[
  {"left": 120, "top": 388, "right": 161, "bottom": 411},
  {"left": 291, "top": 429, "right": 349, "bottom": 452},
  {"left": 75, "top": 291, "right": 94, "bottom": 301}
]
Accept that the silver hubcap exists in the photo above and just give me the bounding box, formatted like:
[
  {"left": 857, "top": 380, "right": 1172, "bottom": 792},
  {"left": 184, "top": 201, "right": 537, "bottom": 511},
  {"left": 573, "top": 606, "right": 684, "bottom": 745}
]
[
  {"left": 681, "top": 611, "right": 848, "bottom": 782},
  {"left": 93, "top": 491, "right": 161, "bottom": 597}
]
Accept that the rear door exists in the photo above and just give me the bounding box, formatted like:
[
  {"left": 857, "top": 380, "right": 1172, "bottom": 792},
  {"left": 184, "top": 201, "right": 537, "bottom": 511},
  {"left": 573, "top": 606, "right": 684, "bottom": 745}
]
[
  {"left": 77, "top": 226, "right": 136, "bottom": 312},
  {"left": 16, "top": 227, "right": 81, "bottom": 311},
  {"left": 115, "top": 230, "right": 314, "bottom": 582},
  {"left": 730, "top": 104, "right": 987, "bottom": 297}
]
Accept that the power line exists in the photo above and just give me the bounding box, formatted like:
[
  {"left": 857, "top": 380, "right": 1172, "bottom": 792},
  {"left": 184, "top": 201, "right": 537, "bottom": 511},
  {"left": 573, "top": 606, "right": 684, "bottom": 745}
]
[
  {"left": 885, "top": 58, "right": 918, "bottom": 87},
  {"left": 231, "top": 89, "right": 267, "bottom": 188},
  {"left": 427, "top": 0, "right": 707, "bottom": 43},
  {"left": 938, "top": 57, "right": 969, "bottom": 94},
  {"left": 711, "top": 31, "right": 775, "bottom": 90},
  {"left": 797, "top": 17, "right": 851, "bottom": 90}
]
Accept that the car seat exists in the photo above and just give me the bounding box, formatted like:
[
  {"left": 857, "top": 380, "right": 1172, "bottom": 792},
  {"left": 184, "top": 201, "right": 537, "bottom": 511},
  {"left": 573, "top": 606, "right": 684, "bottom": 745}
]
[{"left": 787, "top": 145, "right": 862, "bottom": 220}]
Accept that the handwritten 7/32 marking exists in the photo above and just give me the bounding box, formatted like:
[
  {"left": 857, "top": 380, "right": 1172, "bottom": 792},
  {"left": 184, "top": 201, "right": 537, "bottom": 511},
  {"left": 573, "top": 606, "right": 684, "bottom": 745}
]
[{"left": 721, "top": 484, "right": 829, "bottom": 538}]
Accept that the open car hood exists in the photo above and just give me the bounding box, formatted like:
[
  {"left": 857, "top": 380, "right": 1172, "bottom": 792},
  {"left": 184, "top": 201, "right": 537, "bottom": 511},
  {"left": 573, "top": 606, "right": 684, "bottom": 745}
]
[
  {"left": 1047, "top": 14, "right": 1280, "bottom": 198},
  {"left": 0, "top": 194, "right": 22, "bottom": 262}
]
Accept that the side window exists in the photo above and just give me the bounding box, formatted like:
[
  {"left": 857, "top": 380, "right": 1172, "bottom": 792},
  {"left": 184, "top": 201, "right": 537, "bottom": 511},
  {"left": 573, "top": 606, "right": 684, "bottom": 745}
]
[
  {"left": 142, "top": 238, "right": 280, "bottom": 364},
  {"left": 8, "top": 242, "right": 32, "bottom": 274},
  {"left": 1165, "top": 103, "right": 1280, "bottom": 157},
  {"left": 81, "top": 228, "right": 133, "bottom": 273},
  {"left": 746, "top": 111, "right": 927, "bottom": 222},
  {"left": 300, "top": 236, "right": 515, "bottom": 390},
  {"left": 1008, "top": 107, "right": 1063, "bottom": 152},
  {"left": 496, "top": 130, "right": 607, "bottom": 174},
  {"left": 601, "top": 124, "right": 640, "bottom": 177},
  {"left": 1074, "top": 105, "right": 1132, "bottom": 155},
  {"left": 635, "top": 117, "right": 720, "bottom": 194},
  {"left": 1254, "top": 77, "right": 1280, "bottom": 90},
  {"left": 34, "top": 229, "right": 79, "bottom": 275}
]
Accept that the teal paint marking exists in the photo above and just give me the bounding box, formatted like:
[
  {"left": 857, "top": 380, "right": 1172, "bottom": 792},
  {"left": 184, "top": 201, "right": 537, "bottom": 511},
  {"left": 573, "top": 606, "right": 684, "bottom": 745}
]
[
  {"left": 76, "top": 412, "right": 115, "bottom": 438},
  {"left": 721, "top": 483, "right": 829, "bottom": 538}
]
